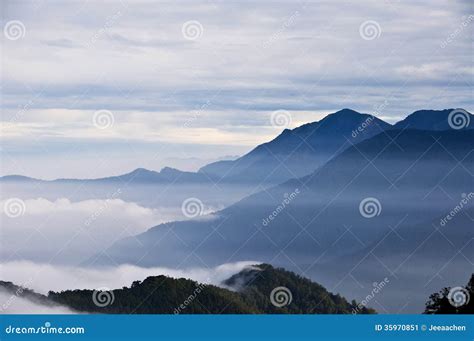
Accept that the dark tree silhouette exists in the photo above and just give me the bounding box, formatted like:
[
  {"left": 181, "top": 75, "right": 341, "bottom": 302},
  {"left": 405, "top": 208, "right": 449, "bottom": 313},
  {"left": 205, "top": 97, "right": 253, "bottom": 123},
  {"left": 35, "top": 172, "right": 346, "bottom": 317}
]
[
  {"left": 424, "top": 274, "right": 473, "bottom": 314},
  {"left": 2, "top": 264, "right": 375, "bottom": 314}
]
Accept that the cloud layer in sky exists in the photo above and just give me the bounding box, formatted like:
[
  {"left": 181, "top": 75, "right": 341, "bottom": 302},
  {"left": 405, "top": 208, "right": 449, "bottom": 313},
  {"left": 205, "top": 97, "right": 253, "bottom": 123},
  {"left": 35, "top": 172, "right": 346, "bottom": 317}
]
[{"left": 1, "top": 0, "right": 472, "bottom": 177}]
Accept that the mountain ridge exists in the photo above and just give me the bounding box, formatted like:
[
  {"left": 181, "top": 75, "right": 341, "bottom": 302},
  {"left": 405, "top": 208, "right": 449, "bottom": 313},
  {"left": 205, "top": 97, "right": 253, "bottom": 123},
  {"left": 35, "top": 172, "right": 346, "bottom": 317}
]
[
  {"left": 94, "top": 127, "right": 474, "bottom": 313},
  {"left": 198, "top": 108, "right": 392, "bottom": 183},
  {"left": 2, "top": 108, "right": 472, "bottom": 185},
  {"left": 0, "top": 264, "right": 375, "bottom": 314}
]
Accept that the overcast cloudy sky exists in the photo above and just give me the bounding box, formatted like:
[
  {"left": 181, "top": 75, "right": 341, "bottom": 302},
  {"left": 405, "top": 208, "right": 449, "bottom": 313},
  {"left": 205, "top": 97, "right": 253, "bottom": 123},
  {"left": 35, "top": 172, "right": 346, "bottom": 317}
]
[{"left": 1, "top": 0, "right": 472, "bottom": 178}]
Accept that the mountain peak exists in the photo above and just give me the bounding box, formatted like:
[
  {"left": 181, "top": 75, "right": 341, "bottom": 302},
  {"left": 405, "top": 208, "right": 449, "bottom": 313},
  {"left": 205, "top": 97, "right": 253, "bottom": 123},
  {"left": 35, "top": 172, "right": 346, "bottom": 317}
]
[
  {"left": 200, "top": 108, "right": 391, "bottom": 183},
  {"left": 40, "top": 264, "right": 375, "bottom": 314},
  {"left": 332, "top": 108, "right": 363, "bottom": 116},
  {"left": 394, "top": 108, "right": 473, "bottom": 131},
  {"left": 159, "top": 167, "right": 182, "bottom": 174},
  {"left": 129, "top": 168, "right": 156, "bottom": 175},
  {"left": 410, "top": 108, "right": 455, "bottom": 115}
]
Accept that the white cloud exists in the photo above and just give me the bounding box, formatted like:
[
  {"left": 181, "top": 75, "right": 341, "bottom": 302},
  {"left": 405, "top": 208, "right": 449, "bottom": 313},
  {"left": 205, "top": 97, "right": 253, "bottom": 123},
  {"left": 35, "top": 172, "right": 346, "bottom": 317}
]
[
  {"left": 1, "top": 0, "right": 472, "bottom": 177},
  {"left": 0, "top": 197, "right": 171, "bottom": 264},
  {"left": 3, "top": 1, "right": 472, "bottom": 116},
  {"left": 0, "top": 260, "right": 259, "bottom": 313},
  {"left": 0, "top": 260, "right": 259, "bottom": 300},
  {"left": 0, "top": 290, "right": 74, "bottom": 314}
]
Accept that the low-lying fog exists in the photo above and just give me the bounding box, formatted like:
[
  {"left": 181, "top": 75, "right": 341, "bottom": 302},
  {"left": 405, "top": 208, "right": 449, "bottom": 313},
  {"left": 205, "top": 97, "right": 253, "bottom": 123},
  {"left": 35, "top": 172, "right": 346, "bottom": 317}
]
[
  {"left": 0, "top": 181, "right": 258, "bottom": 264},
  {"left": 0, "top": 261, "right": 258, "bottom": 314}
]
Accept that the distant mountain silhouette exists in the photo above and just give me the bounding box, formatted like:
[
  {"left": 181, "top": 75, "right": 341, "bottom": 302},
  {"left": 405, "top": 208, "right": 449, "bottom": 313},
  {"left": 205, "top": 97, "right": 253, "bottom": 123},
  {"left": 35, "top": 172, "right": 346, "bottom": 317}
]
[
  {"left": 88, "top": 167, "right": 214, "bottom": 184},
  {"left": 1, "top": 265, "right": 374, "bottom": 314},
  {"left": 0, "top": 167, "right": 215, "bottom": 184},
  {"left": 393, "top": 109, "right": 473, "bottom": 131},
  {"left": 98, "top": 129, "right": 473, "bottom": 265},
  {"left": 2, "top": 108, "right": 471, "bottom": 186},
  {"left": 94, "top": 128, "right": 474, "bottom": 312},
  {"left": 3, "top": 108, "right": 472, "bottom": 313},
  {"left": 0, "top": 175, "right": 41, "bottom": 182},
  {"left": 199, "top": 109, "right": 391, "bottom": 184}
]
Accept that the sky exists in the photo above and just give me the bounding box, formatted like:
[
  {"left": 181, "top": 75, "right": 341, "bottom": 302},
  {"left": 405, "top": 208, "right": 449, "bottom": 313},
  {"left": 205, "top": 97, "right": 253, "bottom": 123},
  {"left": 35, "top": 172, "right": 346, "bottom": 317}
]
[{"left": 1, "top": 0, "right": 473, "bottom": 179}]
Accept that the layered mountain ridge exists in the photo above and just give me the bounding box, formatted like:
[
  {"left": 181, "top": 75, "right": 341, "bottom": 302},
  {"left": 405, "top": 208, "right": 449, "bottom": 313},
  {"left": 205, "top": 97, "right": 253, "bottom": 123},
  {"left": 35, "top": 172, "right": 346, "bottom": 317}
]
[{"left": 4, "top": 108, "right": 472, "bottom": 186}]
